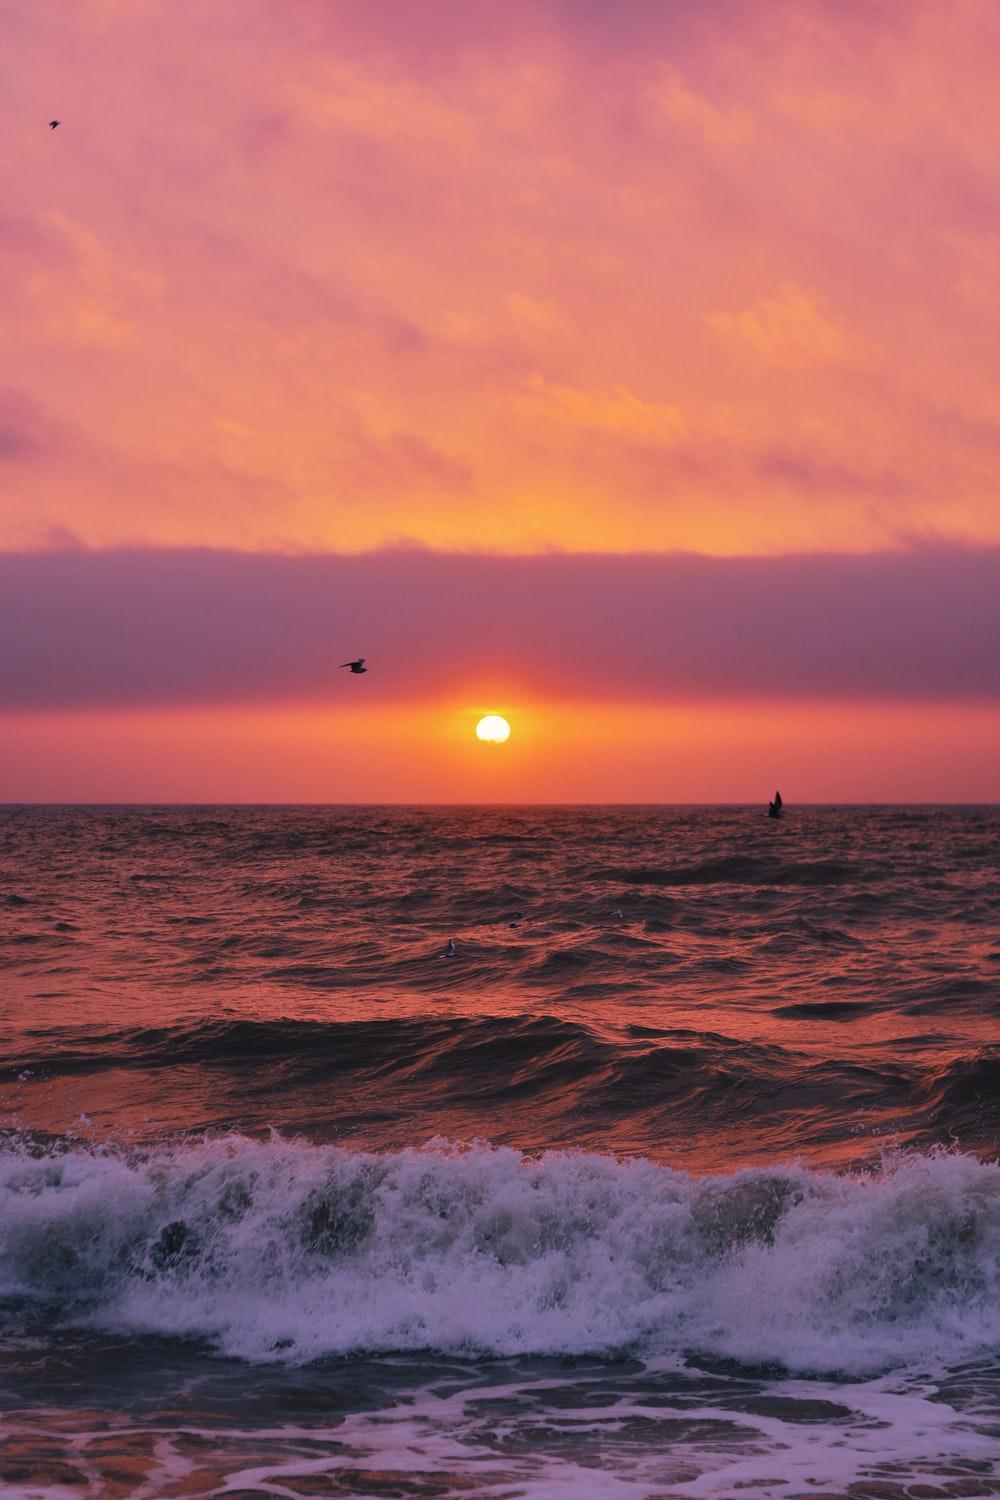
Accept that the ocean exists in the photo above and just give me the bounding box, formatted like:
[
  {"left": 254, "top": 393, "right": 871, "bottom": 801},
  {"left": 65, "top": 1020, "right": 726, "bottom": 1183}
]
[{"left": 1, "top": 804, "right": 999, "bottom": 1498}]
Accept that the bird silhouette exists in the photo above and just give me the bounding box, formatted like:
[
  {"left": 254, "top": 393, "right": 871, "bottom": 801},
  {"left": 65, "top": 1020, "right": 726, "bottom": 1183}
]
[
  {"left": 340, "top": 658, "right": 367, "bottom": 675},
  {"left": 48, "top": 120, "right": 60, "bottom": 130}
]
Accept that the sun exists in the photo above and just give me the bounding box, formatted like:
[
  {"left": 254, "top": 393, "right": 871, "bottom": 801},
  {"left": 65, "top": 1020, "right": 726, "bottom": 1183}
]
[{"left": 476, "top": 714, "right": 511, "bottom": 744}]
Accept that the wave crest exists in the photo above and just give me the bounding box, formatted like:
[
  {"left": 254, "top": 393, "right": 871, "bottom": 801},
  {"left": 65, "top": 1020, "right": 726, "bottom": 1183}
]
[{"left": 2, "top": 1137, "right": 999, "bottom": 1374}]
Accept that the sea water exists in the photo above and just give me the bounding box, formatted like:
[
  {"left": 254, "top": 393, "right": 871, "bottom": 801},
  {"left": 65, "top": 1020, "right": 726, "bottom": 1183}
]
[{"left": 1, "top": 805, "right": 998, "bottom": 1497}]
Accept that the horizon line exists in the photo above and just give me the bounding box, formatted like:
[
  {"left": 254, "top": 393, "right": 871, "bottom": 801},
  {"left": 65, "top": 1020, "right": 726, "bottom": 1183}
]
[{"left": 2, "top": 801, "right": 997, "bottom": 811}]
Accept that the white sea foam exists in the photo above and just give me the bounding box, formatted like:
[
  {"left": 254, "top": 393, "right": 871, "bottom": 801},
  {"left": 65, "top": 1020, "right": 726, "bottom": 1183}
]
[{"left": 2, "top": 1137, "right": 999, "bottom": 1371}]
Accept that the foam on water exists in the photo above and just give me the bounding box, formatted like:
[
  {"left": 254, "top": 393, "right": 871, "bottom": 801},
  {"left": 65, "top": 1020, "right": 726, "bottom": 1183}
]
[{"left": 3, "top": 1135, "right": 1000, "bottom": 1373}]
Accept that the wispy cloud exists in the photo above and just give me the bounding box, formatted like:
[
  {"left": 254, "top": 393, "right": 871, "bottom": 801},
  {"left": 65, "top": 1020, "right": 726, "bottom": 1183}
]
[
  {"left": 0, "top": 389, "right": 61, "bottom": 462},
  {"left": 711, "top": 285, "right": 877, "bottom": 370},
  {"left": 4, "top": 2, "right": 1000, "bottom": 553}
]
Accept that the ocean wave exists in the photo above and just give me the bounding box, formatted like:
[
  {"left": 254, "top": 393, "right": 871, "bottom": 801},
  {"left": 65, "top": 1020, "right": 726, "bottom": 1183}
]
[
  {"left": 0, "top": 1014, "right": 898, "bottom": 1110},
  {"left": 2, "top": 1138, "right": 999, "bottom": 1374},
  {"left": 924, "top": 1048, "right": 1000, "bottom": 1135},
  {"left": 770, "top": 1000, "right": 875, "bottom": 1019},
  {"left": 6, "top": 1016, "right": 996, "bottom": 1157},
  {"left": 608, "top": 856, "right": 858, "bottom": 887}
]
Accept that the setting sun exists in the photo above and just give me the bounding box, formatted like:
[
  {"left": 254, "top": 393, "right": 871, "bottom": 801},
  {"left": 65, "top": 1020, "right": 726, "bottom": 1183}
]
[{"left": 475, "top": 715, "right": 511, "bottom": 744}]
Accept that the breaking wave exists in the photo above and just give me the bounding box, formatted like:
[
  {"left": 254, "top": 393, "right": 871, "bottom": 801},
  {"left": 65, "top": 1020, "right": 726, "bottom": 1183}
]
[{"left": 2, "top": 1136, "right": 1000, "bottom": 1374}]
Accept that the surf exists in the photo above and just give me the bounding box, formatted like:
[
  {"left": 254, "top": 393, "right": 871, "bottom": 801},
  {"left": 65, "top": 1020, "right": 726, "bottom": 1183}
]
[{"left": 2, "top": 1135, "right": 1000, "bottom": 1374}]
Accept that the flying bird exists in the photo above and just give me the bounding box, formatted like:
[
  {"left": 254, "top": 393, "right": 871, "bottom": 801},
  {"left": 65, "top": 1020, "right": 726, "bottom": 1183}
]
[
  {"left": 48, "top": 120, "right": 60, "bottom": 129},
  {"left": 340, "top": 658, "right": 367, "bottom": 675}
]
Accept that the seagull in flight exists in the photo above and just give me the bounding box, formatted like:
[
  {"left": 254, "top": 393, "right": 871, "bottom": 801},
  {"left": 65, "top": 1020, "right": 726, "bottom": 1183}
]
[
  {"left": 340, "top": 658, "right": 367, "bottom": 675},
  {"left": 48, "top": 120, "right": 60, "bottom": 130}
]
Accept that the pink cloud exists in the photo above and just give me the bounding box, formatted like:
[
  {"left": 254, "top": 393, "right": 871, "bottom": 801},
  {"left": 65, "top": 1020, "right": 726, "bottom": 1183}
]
[{"left": 3, "top": 1, "right": 1000, "bottom": 558}]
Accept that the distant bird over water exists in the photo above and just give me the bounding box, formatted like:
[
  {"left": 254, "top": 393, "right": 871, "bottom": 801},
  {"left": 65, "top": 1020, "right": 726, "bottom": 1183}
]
[
  {"left": 340, "top": 658, "right": 367, "bottom": 675},
  {"left": 48, "top": 120, "right": 60, "bottom": 129}
]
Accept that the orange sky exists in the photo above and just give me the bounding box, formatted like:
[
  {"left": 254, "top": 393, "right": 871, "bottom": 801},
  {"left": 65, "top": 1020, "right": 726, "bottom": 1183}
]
[
  {"left": 2, "top": 0, "right": 999, "bottom": 799},
  {"left": 5, "top": 700, "right": 1000, "bottom": 805}
]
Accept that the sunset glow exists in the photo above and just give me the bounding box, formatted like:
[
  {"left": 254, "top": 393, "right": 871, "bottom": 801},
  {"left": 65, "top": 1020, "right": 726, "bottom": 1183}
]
[
  {"left": 1, "top": 0, "right": 999, "bottom": 799},
  {"left": 4, "top": 9, "right": 1000, "bottom": 1485}
]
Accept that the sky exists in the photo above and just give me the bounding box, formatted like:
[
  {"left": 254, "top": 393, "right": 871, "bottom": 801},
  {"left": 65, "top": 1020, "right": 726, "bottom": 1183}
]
[{"left": 1, "top": 0, "right": 999, "bottom": 800}]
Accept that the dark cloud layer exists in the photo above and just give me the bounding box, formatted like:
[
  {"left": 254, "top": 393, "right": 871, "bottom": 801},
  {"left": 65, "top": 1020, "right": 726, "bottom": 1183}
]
[{"left": 0, "top": 546, "right": 997, "bottom": 710}]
